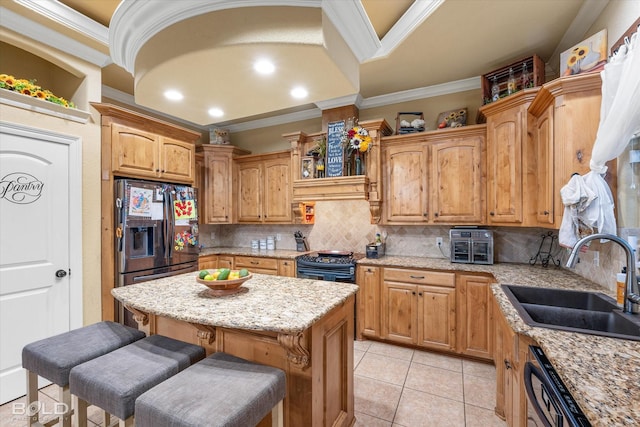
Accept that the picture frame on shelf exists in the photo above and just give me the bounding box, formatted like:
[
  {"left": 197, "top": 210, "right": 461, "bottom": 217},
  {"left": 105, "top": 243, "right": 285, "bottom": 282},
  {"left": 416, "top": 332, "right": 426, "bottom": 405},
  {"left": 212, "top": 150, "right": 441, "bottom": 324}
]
[
  {"left": 301, "top": 156, "right": 315, "bottom": 179},
  {"left": 560, "top": 29, "right": 607, "bottom": 77},
  {"left": 436, "top": 108, "right": 467, "bottom": 129}
]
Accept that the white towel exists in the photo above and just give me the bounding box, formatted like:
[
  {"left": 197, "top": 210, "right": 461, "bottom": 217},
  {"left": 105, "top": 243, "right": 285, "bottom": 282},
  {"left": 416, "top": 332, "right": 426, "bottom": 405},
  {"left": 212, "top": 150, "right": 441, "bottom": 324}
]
[{"left": 558, "top": 172, "right": 617, "bottom": 248}]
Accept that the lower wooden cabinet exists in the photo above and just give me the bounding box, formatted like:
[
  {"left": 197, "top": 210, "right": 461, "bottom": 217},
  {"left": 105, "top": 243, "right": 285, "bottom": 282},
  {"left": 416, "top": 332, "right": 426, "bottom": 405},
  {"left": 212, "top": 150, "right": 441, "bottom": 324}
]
[
  {"left": 198, "top": 255, "right": 218, "bottom": 270},
  {"left": 203, "top": 254, "right": 296, "bottom": 277},
  {"left": 278, "top": 259, "right": 296, "bottom": 277},
  {"left": 457, "top": 273, "right": 494, "bottom": 360},
  {"left": 357, "top": 265, "right": 381, "bottom": 339},
  {"left": 381, "top": 268, "right": 456, "bottom": 352}
]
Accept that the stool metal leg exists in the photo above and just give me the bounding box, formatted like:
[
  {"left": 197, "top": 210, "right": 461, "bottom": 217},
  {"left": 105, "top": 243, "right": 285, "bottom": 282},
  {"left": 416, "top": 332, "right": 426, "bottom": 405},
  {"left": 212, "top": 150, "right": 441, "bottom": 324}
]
[
  {"left": 26, "top": 370, "right": 39, "bottom": 426},
  {"left": 272, "top": 400, "right": 284, "bottom": 427}
]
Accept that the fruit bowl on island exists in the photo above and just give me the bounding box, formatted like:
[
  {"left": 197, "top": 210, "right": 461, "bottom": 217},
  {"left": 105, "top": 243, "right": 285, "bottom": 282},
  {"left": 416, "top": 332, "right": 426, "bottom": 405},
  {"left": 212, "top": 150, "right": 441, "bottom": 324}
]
[{"left": 196, "top": 268, "right": 252, "bottom": 296}]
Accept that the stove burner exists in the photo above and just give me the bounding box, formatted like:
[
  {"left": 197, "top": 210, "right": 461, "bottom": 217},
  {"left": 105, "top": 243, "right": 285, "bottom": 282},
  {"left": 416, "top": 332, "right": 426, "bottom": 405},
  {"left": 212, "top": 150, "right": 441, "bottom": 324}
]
[
  {"left": 297, "top": 254, "right": 355, "bottom": 265},
  {"left": 296, "top": 251, "right": 357, "bottom": 283}
]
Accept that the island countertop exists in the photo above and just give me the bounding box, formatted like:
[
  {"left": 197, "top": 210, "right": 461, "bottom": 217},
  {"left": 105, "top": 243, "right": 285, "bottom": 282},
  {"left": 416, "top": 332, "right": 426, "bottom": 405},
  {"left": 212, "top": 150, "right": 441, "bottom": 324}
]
[{"left": 111, "top": 272, "right": 358, "bottom": 335}]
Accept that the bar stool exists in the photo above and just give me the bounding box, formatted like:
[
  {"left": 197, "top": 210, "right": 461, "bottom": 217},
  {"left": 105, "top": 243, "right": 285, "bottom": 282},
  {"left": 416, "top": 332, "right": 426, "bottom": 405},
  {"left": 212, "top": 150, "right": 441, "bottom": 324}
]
[
  {"left": 135, "top": 352, "right": 286, "bottom": 427},
  {"left": 21, "top": 321, "right": 146, "bottom": 427},
  {"left": 69, "top": 334, "right": 205, "bottom": 427}
]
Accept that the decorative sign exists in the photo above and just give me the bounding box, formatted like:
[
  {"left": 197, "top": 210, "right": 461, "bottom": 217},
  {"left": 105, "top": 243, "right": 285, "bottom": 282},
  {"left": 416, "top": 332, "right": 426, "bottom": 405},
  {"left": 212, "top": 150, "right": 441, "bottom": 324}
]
[
  {"left": 0, "top": 172, "right": 44, "bottom": 204},
  {"left": 326, "top": 121, "right": 345, "bottom": 177}
]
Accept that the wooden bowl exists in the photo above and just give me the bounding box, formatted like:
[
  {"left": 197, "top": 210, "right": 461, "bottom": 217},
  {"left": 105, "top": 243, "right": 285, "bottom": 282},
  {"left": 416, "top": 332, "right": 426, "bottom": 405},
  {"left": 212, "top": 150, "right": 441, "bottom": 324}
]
[{"left": 196, "top": 274, "right": 252, "bottom": 296}]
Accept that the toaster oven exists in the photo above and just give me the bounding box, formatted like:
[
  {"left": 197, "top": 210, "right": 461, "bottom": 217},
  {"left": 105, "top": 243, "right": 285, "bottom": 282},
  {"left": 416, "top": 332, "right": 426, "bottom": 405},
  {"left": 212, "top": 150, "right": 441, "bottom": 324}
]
[{"left": 449, "top": 228, "right": 494, "bottom": 264}]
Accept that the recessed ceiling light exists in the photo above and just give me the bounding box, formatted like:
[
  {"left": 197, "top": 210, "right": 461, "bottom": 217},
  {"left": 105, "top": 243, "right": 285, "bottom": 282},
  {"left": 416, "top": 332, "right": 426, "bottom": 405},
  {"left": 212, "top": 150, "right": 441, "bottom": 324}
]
[
  {"left": 208, "top": 108, "right": 224, "bottom": 118},
  {"left": 254, "top": 59, "right": 275, "bottom": 75},
  {"left": 290, "top": 86, "right": 308, "bottom": 99},
  {"left": 164, "top": 89, "right": 183, "bottom": 101}
]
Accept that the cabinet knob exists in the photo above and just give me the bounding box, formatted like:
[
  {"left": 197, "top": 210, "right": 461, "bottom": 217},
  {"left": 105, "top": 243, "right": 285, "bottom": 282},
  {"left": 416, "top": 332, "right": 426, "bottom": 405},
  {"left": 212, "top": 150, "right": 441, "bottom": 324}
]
[
  {"left": 418, "top": 292, "right": 423, "bottom": 296},
  {"left": 434, "top": 213, "right": 439, "bottom": 217},
  {"left": 504, "top": 360, "right": 512, "bottom": 370},
  {"left": 543, "top": 210, "right": 549, "bottom": 215},
  {"left": 367, "top": 268, "right": 372, "bottom": 273},
  {"left": 576, "top": 150, "right": 583, "bottom": 162},
  {"left": 490, "top": 211, "right": 495, "bottom": 216},
  {"left": 423, "top": 212, "right": 428, "bottom": 217},
  {"left": 412, "top": 291, "right": 417, "bottom": 295}
]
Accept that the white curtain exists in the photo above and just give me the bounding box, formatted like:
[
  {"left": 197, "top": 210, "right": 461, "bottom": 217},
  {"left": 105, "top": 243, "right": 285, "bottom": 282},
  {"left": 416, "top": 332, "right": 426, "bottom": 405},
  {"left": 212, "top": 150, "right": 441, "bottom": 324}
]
[{"left": 560, "top": 25, "right": 640, "bottom": 247}]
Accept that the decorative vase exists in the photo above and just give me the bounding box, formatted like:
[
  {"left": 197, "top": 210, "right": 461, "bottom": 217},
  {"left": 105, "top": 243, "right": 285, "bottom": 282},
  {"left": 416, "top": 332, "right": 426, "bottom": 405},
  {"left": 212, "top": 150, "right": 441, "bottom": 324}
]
[{"left": 355, "top": 154, "right": 362, "bottom": 175}]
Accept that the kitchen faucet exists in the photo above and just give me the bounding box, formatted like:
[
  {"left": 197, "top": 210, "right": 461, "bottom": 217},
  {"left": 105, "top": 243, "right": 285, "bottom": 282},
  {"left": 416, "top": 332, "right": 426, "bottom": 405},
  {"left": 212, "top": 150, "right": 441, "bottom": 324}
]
[{"left": 566, "top": 233, "right": 640, "bottom": 314}]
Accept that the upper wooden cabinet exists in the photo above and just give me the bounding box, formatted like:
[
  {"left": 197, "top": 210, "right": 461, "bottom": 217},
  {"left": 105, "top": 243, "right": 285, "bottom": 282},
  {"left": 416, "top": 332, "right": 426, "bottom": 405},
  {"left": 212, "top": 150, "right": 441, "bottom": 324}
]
[
  {"left": 528, "top": 73, "right": 613, "bottom": 228},
  {"left": 480, "top": 89, "right": 539, "bottom": 225},
  {"left": 197, "top": 145, "right": 250, "bottom": 224},
  {"left": 234, "top": 151, "right": 292, "bottom": 223},
  {"left": 381, "top": 125, "right": 486, "bottom": 225}
]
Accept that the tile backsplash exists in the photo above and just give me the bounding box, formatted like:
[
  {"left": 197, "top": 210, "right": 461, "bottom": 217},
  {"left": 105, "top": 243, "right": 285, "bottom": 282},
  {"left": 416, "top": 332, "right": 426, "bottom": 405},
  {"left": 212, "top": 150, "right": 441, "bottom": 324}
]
[{"left": 200, "top": 200, "right": 637, "bottom": 292}]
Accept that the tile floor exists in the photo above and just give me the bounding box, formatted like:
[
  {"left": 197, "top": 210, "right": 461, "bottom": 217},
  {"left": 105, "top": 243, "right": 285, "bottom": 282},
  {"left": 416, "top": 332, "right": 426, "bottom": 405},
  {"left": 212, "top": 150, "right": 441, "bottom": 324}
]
[{"left": 0, "top": 340, "right": 506, "bottom": 427}]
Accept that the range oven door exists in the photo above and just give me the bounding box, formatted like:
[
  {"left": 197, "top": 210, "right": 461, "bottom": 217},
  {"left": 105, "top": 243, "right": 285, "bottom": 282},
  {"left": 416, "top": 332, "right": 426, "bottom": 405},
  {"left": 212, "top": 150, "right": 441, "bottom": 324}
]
[{"left": 524, "top": 346, "right": 591, "bottom": 427}]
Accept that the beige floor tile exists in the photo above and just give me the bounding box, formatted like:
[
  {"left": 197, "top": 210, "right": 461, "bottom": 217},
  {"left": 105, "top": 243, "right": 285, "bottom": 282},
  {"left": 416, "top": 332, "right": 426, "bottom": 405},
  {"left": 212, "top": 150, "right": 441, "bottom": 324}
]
[
  {"left": 354, "top": 375, "right": 403, "bottom": 421},
  {"left": 354, "top": 411, "right": 393, "bottom": 427},
  {"left": 404, "top": 363, "right": 464, "bottom": 402},
  {"left": 463, "top": 374, "right": 496, "bottom": 410},
  {"left": 367, "top": 341, "right": 415, "bottom": 361},
  {"left": 355, "top": 352, "right": 410, "bottom": 385},
  {"left": 354, "top": 339, "right": 372, "bottom": 352},
  {"left": 462, "top": 359, "right": 496, "bottom": 379},
  {"left": 354, "top": 349, "right": 365, "bottom": 369},
  {"left": 464, "top": 404, "right": 507, "bottom": 427},
  {"left": 393, "top": 387, "right": 465, "bottom": 427},
  {"left": 412, "top": 349, "right": 463, "bottom": 372}
]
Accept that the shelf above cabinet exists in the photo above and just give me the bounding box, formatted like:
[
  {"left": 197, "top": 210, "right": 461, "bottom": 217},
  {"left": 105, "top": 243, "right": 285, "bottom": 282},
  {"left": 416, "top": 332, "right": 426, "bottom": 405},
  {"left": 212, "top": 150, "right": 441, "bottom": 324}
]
[{"left": 292, "top": 175, "right": 369, "bottom": 202}]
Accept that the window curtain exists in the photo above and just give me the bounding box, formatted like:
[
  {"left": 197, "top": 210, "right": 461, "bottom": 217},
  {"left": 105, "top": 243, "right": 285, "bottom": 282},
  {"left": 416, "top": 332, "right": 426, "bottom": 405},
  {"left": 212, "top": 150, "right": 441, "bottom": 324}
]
[{"left": 560, "top": 25, "right": 639, "bottom": 247}]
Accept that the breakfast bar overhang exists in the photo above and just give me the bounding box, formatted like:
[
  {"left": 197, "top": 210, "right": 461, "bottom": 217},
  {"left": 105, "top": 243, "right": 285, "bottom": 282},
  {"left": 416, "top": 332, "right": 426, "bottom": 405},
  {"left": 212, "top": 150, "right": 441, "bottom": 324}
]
[{"left": 111, "top": 272, "right": 358, "bottom": 427}]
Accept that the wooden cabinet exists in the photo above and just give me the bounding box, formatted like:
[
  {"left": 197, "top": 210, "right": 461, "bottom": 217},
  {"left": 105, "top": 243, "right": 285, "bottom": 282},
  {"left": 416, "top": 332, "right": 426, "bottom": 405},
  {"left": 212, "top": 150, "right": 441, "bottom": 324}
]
[
  {"left": 528, "top": 73, "right": 610, "bottom": 228},
  {"left": 381, "top": 126, "right": 486, "bottom": 225},
  {"left": 198, "top": 255, "right": 218, "bottom": 270},
  {"left": 382, "top": 268, "right": 456, "bottom": 351},
  {"left": 356, "top": 265, "right": 381, "bottom": 339},
  {"left": 217, "top": 255, "right": 233, "bottom": 270},
  {"left": 278, "top": 259, "right": 296, "bottom": 277},
  {"left": 456, "top": 273, "right": 494, "bottom": 360},
  {"left": 110, "top": 123, "right": 195, "bottom": 184},
  {"left": 235, "top": 151, "right": 292, "bottom": 223},
  {"left": 235, "top": 256, "right": 280, "bottom": 275},
  {"left": 198, "top": 145, "right": 250, "bottom": 224}
]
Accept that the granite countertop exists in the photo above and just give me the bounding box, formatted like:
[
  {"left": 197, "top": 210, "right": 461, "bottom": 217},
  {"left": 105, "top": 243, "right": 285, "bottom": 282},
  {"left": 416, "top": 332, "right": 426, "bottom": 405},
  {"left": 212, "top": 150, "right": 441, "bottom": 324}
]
[
  {"left": 359, "top": 255, "right": 639, "bottom": 427},
  {"left": 111, "top": 272, "right": 357, "bottom": 335}
]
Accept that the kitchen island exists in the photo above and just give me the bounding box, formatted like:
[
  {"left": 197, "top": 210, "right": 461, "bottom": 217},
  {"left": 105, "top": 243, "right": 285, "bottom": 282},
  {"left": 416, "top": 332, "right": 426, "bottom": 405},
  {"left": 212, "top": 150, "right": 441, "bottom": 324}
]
[{"left": 112, "top": 272, "right": 358, "bottom": 427}]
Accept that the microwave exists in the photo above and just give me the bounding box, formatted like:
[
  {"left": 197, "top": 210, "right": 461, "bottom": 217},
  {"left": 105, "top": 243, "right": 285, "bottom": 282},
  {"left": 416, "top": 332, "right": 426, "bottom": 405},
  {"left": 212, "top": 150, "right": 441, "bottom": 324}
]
[{"left": 449, "top": 228, "right": 494, "bottom": 264}]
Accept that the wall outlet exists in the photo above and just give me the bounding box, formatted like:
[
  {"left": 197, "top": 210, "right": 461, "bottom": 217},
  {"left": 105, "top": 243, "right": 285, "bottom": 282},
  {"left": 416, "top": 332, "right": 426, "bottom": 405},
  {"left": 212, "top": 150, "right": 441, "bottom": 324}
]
[
  {"left": 276, "top": 233, "right": 281, "bottom": 241},
  {"left": 436, "top": 237, "right": 443, "bottom": 246},
  {"left": 210, "top": 231, "right": 215, "bottom": 240},
  {"left": 593, "top": 251, "right": 599, "bottom": 266}
]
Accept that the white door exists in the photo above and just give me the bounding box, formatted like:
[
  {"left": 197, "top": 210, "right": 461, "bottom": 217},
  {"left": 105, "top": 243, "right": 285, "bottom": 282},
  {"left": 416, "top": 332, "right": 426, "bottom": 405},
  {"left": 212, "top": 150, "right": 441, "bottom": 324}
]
[{"left": 0, "top": 122, "right": 81, "bottom": 404}]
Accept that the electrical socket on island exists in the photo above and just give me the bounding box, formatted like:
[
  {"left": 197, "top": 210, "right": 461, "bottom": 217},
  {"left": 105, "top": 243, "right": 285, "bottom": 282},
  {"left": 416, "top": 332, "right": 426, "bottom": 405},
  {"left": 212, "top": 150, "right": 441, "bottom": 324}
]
[{"left": 436, "top": 237, "right": 443, "bottom": 247}]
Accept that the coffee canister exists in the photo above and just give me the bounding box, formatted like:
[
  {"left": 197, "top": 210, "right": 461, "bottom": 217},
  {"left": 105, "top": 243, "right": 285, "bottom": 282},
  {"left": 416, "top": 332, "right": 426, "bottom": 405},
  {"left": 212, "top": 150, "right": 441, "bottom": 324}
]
[
  {"left": 251, "top": 240, "right": 259, "bottom": 250},
  {"left": 259, "top": 239, "right": 267, "bottom": 250},
  {"left": 267, "top": 236, "right": 275, "bottom": 250}
]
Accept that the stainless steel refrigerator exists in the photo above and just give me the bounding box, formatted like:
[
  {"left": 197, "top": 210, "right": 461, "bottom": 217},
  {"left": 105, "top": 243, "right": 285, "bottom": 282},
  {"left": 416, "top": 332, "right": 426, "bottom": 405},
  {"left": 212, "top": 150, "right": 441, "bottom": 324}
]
[{"left": 114, "top": 178, "right": 199, "bottom": 327}]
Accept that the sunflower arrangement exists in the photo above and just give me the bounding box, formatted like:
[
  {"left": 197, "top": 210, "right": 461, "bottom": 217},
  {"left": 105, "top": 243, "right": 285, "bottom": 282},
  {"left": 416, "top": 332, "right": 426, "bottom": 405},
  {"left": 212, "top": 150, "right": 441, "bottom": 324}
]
[
  {"left": 343, "top": 124, "right": 372, "bottom": 154},
  {"left": 0, "top": 74, "right": 75, "bottom": 108}
]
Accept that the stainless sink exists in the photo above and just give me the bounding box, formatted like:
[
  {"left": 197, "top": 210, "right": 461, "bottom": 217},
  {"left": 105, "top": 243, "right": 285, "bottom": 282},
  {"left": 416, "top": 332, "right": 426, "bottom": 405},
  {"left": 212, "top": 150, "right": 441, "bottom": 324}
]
[{"left": 502, "top": 285, "right": 640, "bottom": 341}]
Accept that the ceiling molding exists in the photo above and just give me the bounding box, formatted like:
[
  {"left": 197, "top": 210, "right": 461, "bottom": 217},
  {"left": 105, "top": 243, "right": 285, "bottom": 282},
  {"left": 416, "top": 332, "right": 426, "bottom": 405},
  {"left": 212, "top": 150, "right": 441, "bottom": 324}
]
[
  {"left": 0, "top": 6, "right": 111, "bottom": 67},
  {"left": 321, "top": 0, "right": 380, "bottom": 62},
  {"left": 222, "top": 109, "right": 323, "bottom": 133},
  {"left": 101, "top": 85, "right": 208, "bottom": 131},
  {"left": 110, "top": 0, "right": 323, "bottom": 73},
  {"left": 361, "top": 77, "right": 481, "bottom": 109},
  {"left": 14, "top": 0, "right": 109, "bottom": 45},
  {"left": 372, "top": 0, "right": 445, "bottom": 60},
  {"left": 314, "top": 93, "right": 363, "bottom": 110}
]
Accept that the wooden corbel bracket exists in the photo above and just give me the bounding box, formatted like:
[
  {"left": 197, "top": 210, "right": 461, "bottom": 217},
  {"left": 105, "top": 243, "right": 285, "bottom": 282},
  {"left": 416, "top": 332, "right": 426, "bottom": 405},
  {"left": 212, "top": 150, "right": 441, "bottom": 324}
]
[{"left": 277, "top": 332, "right": 310, "bottom": 369}]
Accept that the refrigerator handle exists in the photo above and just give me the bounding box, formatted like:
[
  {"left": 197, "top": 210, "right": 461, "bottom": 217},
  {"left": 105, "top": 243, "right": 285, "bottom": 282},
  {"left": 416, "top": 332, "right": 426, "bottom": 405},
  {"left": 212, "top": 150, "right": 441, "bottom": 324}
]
[{"left": 164, "top": 188, "right": 173, "bottom": 259}]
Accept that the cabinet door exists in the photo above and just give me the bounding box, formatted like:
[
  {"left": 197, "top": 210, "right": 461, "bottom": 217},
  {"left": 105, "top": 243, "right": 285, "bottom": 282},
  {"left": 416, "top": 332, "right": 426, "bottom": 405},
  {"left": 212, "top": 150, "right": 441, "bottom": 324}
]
[
  {"left": 531, "top": 105, "right": 554, "bottom": 224},
  {"left": 382, "top": 281, "right": 416, "bottom": 345},
  {"left": 198, "top": 255, "right": 218, "bottom": 270},
  {"left": 205, "top": 153, "right": 232, "bottom": 223},
  {"left": 263, "top": 158, "right": 291, "bottom": 223},
  {"left": 111, "top": 123, "right": 159, "bottom": 179},
  {"left": 457, "top": 274, "right": 493, "bottom": 360},
  {"left": 384, "top": 143, "right": 429, "bottom": 223},
  {"left": 194, "top": 153, "right": 204, "bottom": 191},
  {"left": 217, "top": 256, "right": 234, "bottom": 270},
  {"left": 416, "top": 285, "right": 456, "bottom": 351},
  {"left": 278, "top": 259, "right": 295, "bottom": 277},
  {"left": 160, "top": 136, "right": 194, "bottom": 183},
  {"left": 236, "top": 162, "right": 262, "bottom": 222},
  {"left": 493, "top": 296, "right": 517, "bottom": 423},
  {"left": 357, "top": 266, "right": 380, "bottom": 339},
  {"left": 431, "top": 136, "right": 484, "bottom": 223},
  {"left": 487, "top": 107, "right": 523, "bottom": 224}
]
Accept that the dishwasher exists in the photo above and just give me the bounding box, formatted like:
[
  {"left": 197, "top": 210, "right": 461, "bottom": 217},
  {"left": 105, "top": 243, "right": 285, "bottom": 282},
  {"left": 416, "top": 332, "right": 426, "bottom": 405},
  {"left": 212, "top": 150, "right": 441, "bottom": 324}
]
[{"left": 524, "top": 346, "right": 591, "bottom": 427}]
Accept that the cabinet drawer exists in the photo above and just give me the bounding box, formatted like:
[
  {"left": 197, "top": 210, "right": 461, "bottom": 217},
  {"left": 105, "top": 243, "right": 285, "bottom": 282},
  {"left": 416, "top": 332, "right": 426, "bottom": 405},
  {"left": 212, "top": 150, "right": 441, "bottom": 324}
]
[
  {"left": 383, "top": 268, "right": 455, "bottom": 287},
  {"left": 235, "top": 256, "right": 279, "bottom": 271}
]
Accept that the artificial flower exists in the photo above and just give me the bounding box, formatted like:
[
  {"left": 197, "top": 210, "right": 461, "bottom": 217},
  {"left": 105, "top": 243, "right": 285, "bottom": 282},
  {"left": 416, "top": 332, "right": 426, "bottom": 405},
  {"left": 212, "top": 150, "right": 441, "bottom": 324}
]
[
  {"left": 0, "top": 74, "right": 75, "bottom": 108},
  {"left": 343, "top": 125, "right": 372, "bottom": 153}
]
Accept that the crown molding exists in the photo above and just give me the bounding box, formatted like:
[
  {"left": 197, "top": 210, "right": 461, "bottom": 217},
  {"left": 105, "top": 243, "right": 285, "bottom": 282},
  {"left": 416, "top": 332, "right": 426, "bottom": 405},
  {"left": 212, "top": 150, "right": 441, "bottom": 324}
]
[
  {"left": 222, "top": 109, "right": 322, "bottom": 133},
  {"left": 14, "top": 0, "right": 109, "bottom": 45},
  {"left": 110, "top": 0, "right": 323, "bottom": 73},
  {"left": 321, "top": 0, "right": 380, "bottom": 62},
  {"left": 361, "top": 77, "right": 481, "bottom": 109},
  {"left": 0, "top": 6, "right": 111, "bottom": 67},
  {"left": 373, "top": 0, "right": 445, "bottom": 60},
  {"left": 314, "top": 93, "right": 363, "bottom": 110}
]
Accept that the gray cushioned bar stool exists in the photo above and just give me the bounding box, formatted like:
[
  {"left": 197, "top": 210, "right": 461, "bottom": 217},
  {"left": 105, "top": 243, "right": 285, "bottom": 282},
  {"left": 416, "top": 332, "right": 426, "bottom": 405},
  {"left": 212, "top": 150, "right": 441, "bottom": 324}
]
[
  {"left": 69, "top": 334, "right": 205, "bottom": 427},
  {"left": 21, "top": 321, "right": 146, "bottom": 427},
  {"left": 135, "top": 352, "right": 286, "bottom": 427}
]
